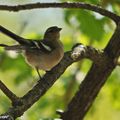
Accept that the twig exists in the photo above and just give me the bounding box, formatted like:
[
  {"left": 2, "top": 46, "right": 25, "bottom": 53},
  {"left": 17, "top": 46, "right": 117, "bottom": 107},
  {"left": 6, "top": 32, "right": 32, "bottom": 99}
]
[
  {"left": 0, "top": 80, "right": 19, "bottom": 104},
  {"left": 0, "top": 2, "right": 120, "bottom": 24}
]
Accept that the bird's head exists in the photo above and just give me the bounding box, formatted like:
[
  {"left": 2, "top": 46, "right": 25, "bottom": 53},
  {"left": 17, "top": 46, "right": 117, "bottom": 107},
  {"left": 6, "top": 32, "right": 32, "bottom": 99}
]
[{"left": 44, "top": 26, "right": 62, "bottom": 40}]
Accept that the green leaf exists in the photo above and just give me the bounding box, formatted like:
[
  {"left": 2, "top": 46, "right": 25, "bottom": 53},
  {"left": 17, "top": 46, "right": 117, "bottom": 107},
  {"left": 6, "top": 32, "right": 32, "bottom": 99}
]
[{"left": 76, "top": 10, "right": 106, "bottom": 40}]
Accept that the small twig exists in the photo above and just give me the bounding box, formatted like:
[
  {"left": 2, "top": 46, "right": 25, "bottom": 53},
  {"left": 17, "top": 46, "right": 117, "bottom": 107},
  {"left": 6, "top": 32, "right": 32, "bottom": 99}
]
[
  {"left": 0, "top": 2, "right": 120, "bottom": 24},
  {"left": 0, "top": 80, "right": 19, "bottom": 104}
]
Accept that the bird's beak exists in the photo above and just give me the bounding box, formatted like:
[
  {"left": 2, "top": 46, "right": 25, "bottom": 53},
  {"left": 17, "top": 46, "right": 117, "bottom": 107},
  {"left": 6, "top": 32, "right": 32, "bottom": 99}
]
[{"left": 57, "top": 27, "right": 62, "bottom": 31}]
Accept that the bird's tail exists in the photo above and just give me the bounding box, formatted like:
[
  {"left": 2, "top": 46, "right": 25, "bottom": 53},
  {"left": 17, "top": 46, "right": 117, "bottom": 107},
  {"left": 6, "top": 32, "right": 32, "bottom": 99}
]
[
  {"left": 0, "top": 44, "right": 27, "bottom": 51},
  {"left": 0, "top": 25, "right": 31, "bottom": 45}
]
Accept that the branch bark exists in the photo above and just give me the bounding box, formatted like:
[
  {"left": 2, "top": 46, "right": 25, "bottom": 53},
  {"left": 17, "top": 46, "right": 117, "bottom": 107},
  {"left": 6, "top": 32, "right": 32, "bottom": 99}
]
[
  {"left": 0, "top": 2, "right": 120, "bottom": 24},
  {"left": 60, "top": 23, "right": 120, "bottom": 120},
  {"left": 0, "top": 80, "right": 19, "bottom": 104},
  {"left": 0, "top": 44, "right": 103, "bottom": 119}
]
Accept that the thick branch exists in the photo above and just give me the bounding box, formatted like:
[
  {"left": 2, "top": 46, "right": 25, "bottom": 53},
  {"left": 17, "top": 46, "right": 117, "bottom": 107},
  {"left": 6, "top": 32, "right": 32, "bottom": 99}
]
[
  {"left": 105, "top": 23, "right": 120, "bottom": 58},
  {"left": 0, "top": 2, "right": 120, "bottom": 24},
  {"left": 0, "top": 44, "right": 103, "bottom": 119},
  {"left": 60, "top": 23, "right": 120, "bottom": 120}
]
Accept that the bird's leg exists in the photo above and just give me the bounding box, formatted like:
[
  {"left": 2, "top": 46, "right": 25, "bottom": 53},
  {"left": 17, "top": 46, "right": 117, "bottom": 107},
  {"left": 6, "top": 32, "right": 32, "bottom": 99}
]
[{"left": 35, "top": 67, "right": 41, "bottom": 79}]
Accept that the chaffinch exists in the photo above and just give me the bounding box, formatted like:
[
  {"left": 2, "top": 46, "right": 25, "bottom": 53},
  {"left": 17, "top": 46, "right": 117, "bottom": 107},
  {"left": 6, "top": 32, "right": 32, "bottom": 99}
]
[{"left": 0, "top": 25, "right": 64, "bottom": 78}]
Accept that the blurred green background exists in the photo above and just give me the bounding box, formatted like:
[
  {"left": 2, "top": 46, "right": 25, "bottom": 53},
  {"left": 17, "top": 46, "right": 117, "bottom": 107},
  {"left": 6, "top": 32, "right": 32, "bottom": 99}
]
[{"left": 0, "top": 0, "right": 120, "bottom": 120}]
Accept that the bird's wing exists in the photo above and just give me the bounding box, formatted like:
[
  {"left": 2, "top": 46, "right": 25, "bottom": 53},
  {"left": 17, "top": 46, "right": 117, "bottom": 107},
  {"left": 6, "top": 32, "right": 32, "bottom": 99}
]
[
  {"left": 30, "top": 40, "right": 53, "bottom": 53},
  {"left": 0, "top": 40, "right": 53, "bottom": 53}
]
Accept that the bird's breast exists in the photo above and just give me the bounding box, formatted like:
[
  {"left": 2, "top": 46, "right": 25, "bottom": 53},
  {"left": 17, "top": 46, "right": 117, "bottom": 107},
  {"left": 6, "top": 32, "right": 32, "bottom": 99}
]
[{"left": 24, "top": 48, "right": 64, "bottom": 71}]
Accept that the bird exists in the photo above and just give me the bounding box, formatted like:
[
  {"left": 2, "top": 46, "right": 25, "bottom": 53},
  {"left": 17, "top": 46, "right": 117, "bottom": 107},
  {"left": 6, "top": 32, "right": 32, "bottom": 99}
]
[{"left": 0, "top": 25, "right": 64, "bottom": 79}]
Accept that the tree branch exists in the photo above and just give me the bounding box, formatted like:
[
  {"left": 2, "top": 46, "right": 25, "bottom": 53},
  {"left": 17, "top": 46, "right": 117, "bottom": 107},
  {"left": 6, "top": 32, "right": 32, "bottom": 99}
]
[
  {"left": 60, "top": 23, "right": 120, "bottom": 120},
  {"left": 0, "top": 80, "right": 19, "bottom": 104},
  {"left": 105, "top": 23, "right": 120, "bottom": 58},
  {"left": 0, "top": 2, "right": 120, "bottom": 24},
  {"left": 0, "top": 44, "right": 103, "bottom": 119}
]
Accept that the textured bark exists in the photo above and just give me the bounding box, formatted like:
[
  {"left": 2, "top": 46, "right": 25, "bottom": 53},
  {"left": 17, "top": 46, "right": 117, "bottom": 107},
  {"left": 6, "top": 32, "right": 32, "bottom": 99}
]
[
  {"left": 61, "top": 23, "right": 120, "bottom": 120},
  {"left": 0, "top": 45, "right": 102, "bottom": 119},
  {"left": 0, "top": 2, "right": 120, "bottom": 24}
]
